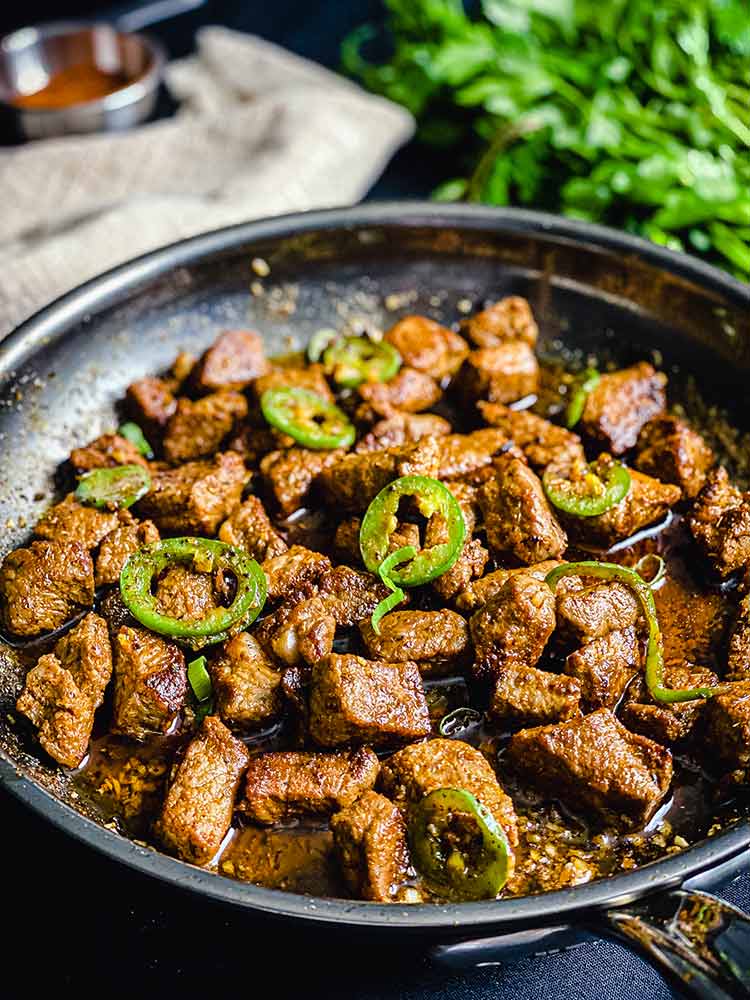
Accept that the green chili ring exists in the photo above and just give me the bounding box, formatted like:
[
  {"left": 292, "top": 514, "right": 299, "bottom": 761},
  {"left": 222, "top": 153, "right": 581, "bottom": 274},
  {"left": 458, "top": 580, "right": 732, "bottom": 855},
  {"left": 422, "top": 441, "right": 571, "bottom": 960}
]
[
  {"left": 323, "top": 335, "right": 401, "bottom": 388},
  {"left": 120, "top": 537, "right": 267, "bottom": 650},
  {"left": 75, "top": 464, "right": 151, "bottom": 510},
  {"left": 261, "top": 387, "right": 355, "bottom": 450},
  {"left": 306, "top": 328, "right": 339, "bottom": 363},
  {"left": 409, "top": 787, "right": 510, "bottom": 901},
  {"left": 118, "top": 422, "right": 154, "bottom": 459},
  {"left": 565, "top": 367, "right": 600, "bottom": 428},
  {"left": 543, "top": 461, "right": 631, "bottom": 517}
]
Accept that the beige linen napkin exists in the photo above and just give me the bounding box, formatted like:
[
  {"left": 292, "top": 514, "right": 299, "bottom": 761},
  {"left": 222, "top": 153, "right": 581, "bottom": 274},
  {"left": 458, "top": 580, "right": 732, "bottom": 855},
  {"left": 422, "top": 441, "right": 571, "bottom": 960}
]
[{"left": 0, "top": 26, "right": 414, "bottom": 337}]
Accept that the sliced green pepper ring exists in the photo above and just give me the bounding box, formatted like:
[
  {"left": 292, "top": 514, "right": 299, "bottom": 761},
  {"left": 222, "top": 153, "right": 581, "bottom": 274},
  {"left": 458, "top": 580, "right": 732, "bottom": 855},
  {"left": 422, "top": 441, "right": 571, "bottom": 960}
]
[
  {"left": 118, "top": 421, "right": 154, "bottom": 459},
  {"left": 409, "top": 787, "right": 510, "bottom": 901},
  {"left": 75, "top": 464, "right": 151, "bottom": 510},
  {"left": 120, "top": 537, "right": 267, "bottom": 651},
  {"left": 306, "top": 328, "right": 339, "bottom": 363},
  {"left": 565, "top": 367, "right": 600, "bottom": 428},
  {"left": 543, "top": 457, "right": 631, "bottom": 517},
  {"left": 323, "top": 335, "right": 401, "bottom": 388},
  {"left": 261, "top": 387, "right": 355, "bottom": 450},
  {"left": 359, "top": 475, "right": 466, "bottom": 586}
]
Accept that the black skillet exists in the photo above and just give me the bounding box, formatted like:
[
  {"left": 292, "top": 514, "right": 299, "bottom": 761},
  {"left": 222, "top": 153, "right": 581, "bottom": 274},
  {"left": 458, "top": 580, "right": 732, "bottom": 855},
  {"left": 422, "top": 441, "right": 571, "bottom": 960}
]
[{"left": 0, "top": 203, "right": 749, "bottom": 998}]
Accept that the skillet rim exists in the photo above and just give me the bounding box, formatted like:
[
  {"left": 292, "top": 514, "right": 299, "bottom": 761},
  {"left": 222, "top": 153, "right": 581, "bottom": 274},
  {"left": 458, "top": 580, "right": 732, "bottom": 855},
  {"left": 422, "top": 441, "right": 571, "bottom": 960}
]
[{"left": 1, "top": 201, "right": 749, "bottom": 930}]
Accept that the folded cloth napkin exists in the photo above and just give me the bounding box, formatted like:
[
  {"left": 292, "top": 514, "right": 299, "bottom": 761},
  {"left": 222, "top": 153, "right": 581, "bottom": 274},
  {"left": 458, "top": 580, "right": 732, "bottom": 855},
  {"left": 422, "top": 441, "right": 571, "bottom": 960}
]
[{"left": 0, "top": 26, "right": 414, "bottom": 338}]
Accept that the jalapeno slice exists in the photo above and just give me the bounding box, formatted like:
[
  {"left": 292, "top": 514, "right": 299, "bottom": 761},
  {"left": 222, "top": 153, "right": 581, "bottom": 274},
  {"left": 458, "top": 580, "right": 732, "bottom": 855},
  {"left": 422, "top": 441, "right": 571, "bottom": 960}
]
[
  {"left": 370, "top": 544, "right": 415, "bottom": 634},
  {"left": 565, "top": 367, "right": 600, "bottom": 428},
  {"left": 118, "top": 421, "right": 154, "bottom": 459},
  {"left": 75, "top": 464, "right": 151, "bottom": 510},
  {"left": 120, "top": 537, "right": 267, "bottom": 650},
  {"left": 323, "top": 335, "right": 401, "bottom": 388},
  {"left": 306, "top": 328, "right": 339, "bottom": 363},
  {"left": 261, "top": 387, "right": 355, "bottom": 450},
  {"left": 543, "top": 457, "right": 631, "bottom": 517},
  {"left": 409, "top": 788, "right": 510, "bottom": 901},
  {"left": 187, "top": 655, "right": 214, "bottom": 722}
]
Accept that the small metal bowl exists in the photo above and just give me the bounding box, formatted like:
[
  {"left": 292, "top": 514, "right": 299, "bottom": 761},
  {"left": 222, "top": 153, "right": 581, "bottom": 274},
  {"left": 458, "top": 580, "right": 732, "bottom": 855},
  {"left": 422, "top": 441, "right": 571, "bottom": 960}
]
[{"left": 0, "top": 20, "right": 165, "bottom": 139}]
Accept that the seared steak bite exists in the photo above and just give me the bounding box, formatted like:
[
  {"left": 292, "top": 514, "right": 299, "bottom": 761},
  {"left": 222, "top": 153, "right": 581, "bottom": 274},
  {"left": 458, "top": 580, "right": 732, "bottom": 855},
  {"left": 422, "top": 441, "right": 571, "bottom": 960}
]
[
  {"left": 210, "top": 633, "right": 282, "bottom": 730},
  {"left": 155, "top": 715, "right": 249, "bottom": 865},
  {"left": 460, "top": 296, "right": 538, "bottom": 349},
  {"left": 153, "top": 564, "right": 220, "bottom": 622},
  {"left": 380, "top": 738, "right": 518, "bottom": 850},
  {"left": 556, "top": 580, "right": 640, "bottom": 644},
  {"left": 359, "top": 610, "right": 470, "bottom": 675},
  {"left": 457, "top": 342, "right": 539, "bottom": 405},
  {"left": 478, "top": 402, "right": 585, "bottom": 473},
  {"left": 507, "top": 708, "right": 673, "bottom": 829},
  {"left": 489, "top": 665, "right": 581, "bottom": 727},
  {"left": 333, "top": 519, "right": 420, "bottom": 568},
  {"left": 479, "top": 452, "right": 567, "bottom": 564},
  {"left": 126, "top": 376, "right": 177, "bottom": 440},
  {"left": 241, "top": 747, "right": 380, "bottom": 824},
  {"left": 435, "top": 429, "right": 510, "bottom": 482},
  {"left": 309, "top": 654, "right": 431, "bottom": 748},
  {"left": 16, "top": 613, "right": 112, "bottom": 767},
  {"left": 470, "top": 573, "right": 556, "bottom": 682},
  {"left": 95, "top": 519, "right": 160, "bottom": 587},
  {"left": 317, "top": 565, "right": 395, "bottom": 627},
  {"left": 357, "top": 366, "right": 442, "bottom": 418},
  {"left": 563, "top": 626, "right": 641, "bottom": 711},
  {"left": 111, "top": 626, "right": 186, "bottom": 740},
  {"left": 354, "top": 412, "right": 452, "bottom": 453},
  {"left": 456, "top": 560, "right": 561, "bottom": 613},
  {"left": 384, "top": 315, "right": 469, "bottom": 379},
  {"left": 431, "top": 538, "right": 489, "bottom": 602},
  {"left": 252, "top": 364, "right": 334, "bottom": 406},
  {"left": 261, "top": 545, "right": 332, "bottom": 601},
  {"left": 218, "top": 495, "right": 287, "bottom": 562},
  {"left": 258, "top": 596, "right": 336, "bottom": 668},
  {"left": 622, "top": 661, "right": 719, "bottom": 744},
  {"left": 331, "top": 790, "right": 411, "bottom": 902},
  {"left": 163, "top": 390, "right": 248, "bottom": 464},
  {"left": 635, "top": 415, "right": 714, "bottom": 499},
  {"left": 689, "top": 466, "right": 750, "bottom": 578},
  {"left": 260, "top": 446, "right": 345, "bottom": 515},
  {"left": 728, "top": 589, "right": 750, "bottom": 680},
  {"left": 191, "top": 329, "right": 270, "bottom": 392},
  {"left": 70, "top": 432, "right": 149, "bottom": 472},
  {"left": 581, "top": 362, "right": 667, "bottom": 455},
  {"left": 703, "top": 680, "right": 750, "bottom": 774},
  {"left": 228, "top": 425, "right": 293, "bottom": 467},
  {"left": 136, "top": 452, "right": 247, "bottom": 535},
  {"left": 34, "top": 495, "right": 123, "bottom": 550},
  {"left": 0, "top": 540, "right": 94, "bottom": 636}
]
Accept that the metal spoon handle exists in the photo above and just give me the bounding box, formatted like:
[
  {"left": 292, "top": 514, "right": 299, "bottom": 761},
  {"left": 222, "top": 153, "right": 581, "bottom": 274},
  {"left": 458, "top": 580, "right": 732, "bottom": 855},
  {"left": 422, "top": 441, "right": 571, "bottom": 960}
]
[{"left": 110, "top": 0, "right": 207, "bottom": 34}]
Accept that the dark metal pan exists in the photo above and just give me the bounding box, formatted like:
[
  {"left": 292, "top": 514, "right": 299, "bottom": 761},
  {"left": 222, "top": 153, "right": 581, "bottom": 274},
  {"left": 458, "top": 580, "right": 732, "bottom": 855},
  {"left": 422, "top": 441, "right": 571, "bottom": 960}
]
[{"left": 1, "top": 203, "right": 749, "bottom": 998}]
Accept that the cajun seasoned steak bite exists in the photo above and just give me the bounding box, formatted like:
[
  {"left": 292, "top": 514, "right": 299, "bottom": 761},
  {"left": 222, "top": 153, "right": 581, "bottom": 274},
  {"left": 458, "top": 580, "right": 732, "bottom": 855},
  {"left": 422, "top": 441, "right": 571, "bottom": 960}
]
[
  {"left": 359, "top": 610, "right": 470, "bottom": 674},
  {"left": 70, "top": 432, "right": 150, "bottom": 472},
  {"left": 252, "top": 364, "right": 334, "bottom": 406},
  {"left": 354, "top": 412, "right": 452, "bottom": 454},
  {"left": 564, "top": 626, "right": 641, "bottom": 711},
  {"left": 431, "top": 538, "right": 489, "bottom": 602},
  {"left": 478, "top": 402, "right": 585, "bottom": 473},
  {"left": 728, "top": 589, "right": 750, "bottom": 680},
  {"left": 95, "top": 519, "right": 160, "bottom": 587},
  {"left": 507, "top": 708, "right": 673, "bottom": 829},
  {"left": 435, "top": 429, "right": 510, "bottom": 482},
  {"left": 0, "top": 539, "right": 94, "bottom": 636},
  {"left": 34, "top": 495, "right": 124, "bottom": 550},
  {"left": 460, "top": 296, "right": 538, "bottom": 349},
  {"left": 153, "top": 564, "right": 221, "bottom": 623},
  {"left": 309, "top": 654, "right": 431, "bottom": 748},
  {"left": 16, "top": 613, "right": 112, "bottom": 768},
  {"left": 380, "top": 738, "right": 518, "bottom": 850},
  {"left": 111, "top": 626, "right": 187, "bottom": 740},
  {"left": 622, "top": 661, "right": 719, "bottom": 744},
  {"left": 384, "top": 315, "right": 469, "bottom": 378},
  {"left": 703, "top": 680, "right": 750, "bottom": 773},
  {"left": 136, "top": 451, "right": 247, "bottom": 535},
  {"left": 317, "top": 565, "right": 395, "bottom": 627},
  {"left": 260, "top": 447, "right": 345, "bottom": 516},
  {"left": 162, "top": 390, "right": 248, "bottom": 464},
  {"left": 581, "top": 363, "right": 667, "bottom": 455},
  {"left": 192, "top": 329, "right": 270, "bottom": 392},
  {"left": 357, "top": 366, "right": 442, "bottom": 418},
  {"left": 331, "top": 790, "right": 411, "bottom": 902},
  {"left": 261, "top": 545, "right": 332, "bottom": 601},
  {"left": 155, "top": 715, "right": 249, "bottom": 865},
  {"left": 241, "top": 747, "right": 380, "bottom": 824},
  {"left": 126, "top": 376, "right": 177, "bottom": 440},
  {"left": 258, "top": 596, "right": 336, "bottom": 668},
  {"left": 456, "top": 560, "right": 561, "bottom": 613},
  {"left": 218, "top": 495, "right": 287, "bottom": 562},
  {"left": 635, "top": 415, "right": 714, "bottom": 499},
  {"left": 210, "top": 633, "right": 282, "bottom": 729},
  {"left": 228, "top": 425, "right": 293, "bottom": 466},
  {"left": 489, "top": 664, "right": 581, "bottom": 727},
  {"left": 457, "top": 342, "right": 539, "bottom": 406},
  {"left": 556, "top": 580, "right": 640, "bottom": 644},
  {"left": 689, "top": 466, "right": 750, "bottom": 578}
]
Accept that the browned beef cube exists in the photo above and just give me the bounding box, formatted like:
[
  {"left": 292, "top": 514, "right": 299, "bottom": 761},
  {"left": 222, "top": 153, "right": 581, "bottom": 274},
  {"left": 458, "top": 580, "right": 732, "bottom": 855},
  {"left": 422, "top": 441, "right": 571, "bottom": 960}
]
[
  {"left": 258, "top": 596, "right": 336, "bottom": 668},
  {"left": 556, "top": 580, "right": 640, "bottom": 643},
  {"left": 357, "top": 367, "right": 442, "bottom": 419},
  {"left": 457, "top": 342, "right": 539, "bottom": 405},
  {"left": 622, "top": 661, "right": 719, "bottom": 744},
  {"left": 359, "top": 610, "right": 469, "bottom": 675},
  {"left": 331, "top": 790, "right": 410, "bottom": 902},
  {"left": 435, "top": 429, "right": 510, "bottom": 482},
  {"left": 478, "top": 402, "right": 585, "bottom": 473},
  {"left": 318, "top": 438, "right": 441, "bottom": 513},
  {"left": 169, "top": 350, "right": 196, "bottom": 388},
  {"left": 456, "top": 560, "right": 562, "bottom": 613},
  {"left": 384, "top": 315, "right": 469, "bottom": 378},
  {"left": 98, "top": 588, "right": 136, "bottom": 637},
  {"left": 210, "top": 632, "right": 282, "bottom": 730},
  {"left": 728, "top": 589, "right": 750, "bottom": 680},
  {"left": 252, "top": 364, "right": 334, "bottom": 406},
  {"left": 581, "top": 363, "right": 667, "bottom": 455},
  {"left": 317, "top": 565, "right": 395, "bottom": 627},
  {"left": 192, "top": 329, "right": 270, "bottom": 391},
  {"left": 155, "top": 715, "right": 249, "bottom": 865},
  {"left": 432, "top": 538, "right": 489, "bottom": 602},
  {"left": 227, "top": 425, "right": 293, "bottom": 466},
  {"left": 489, "top": 664, "right": 581, "bottom": 727},
  {"left": 564, "top": 626, "right": 640, "bottom": 711},
  {"left": 16, "top": 613, "right": 111, "bottom": 767},
  {"left": 111, "top": 626, "right": 186, "bottom": 740},
  {"left": 635, "top": 416, "right": 714, "bottom": 499},
  {"left": 136, "top": 452, "right": 247, "bottom": 534},
  {"left": 0, "top": 540, "right": 94, "bottom": 636},
  {"left": 703, "top": 680, "right": 750, "bottom": 773},
  {"left": 34, "top": 494, "right": 123, "bottom": 549},
  {"left": 126, "top": 376, "right": 177, "bottom": 440},
  {"left": 354, "top": 412, "right": 452, "bottom": 454},
  {"left": 261, "top": 545, "right": 332, "bottom": 601},
  {"left": 95, "top": 519, "right": 160, "bottom": 587},
  {"left": 241, "top": 746, "right": 380, "bottom": 824},
  {"left": 563, "top": 461, "right": 681, "bottom": 548},
  {"left": 470, "top": 573, "right": 556, "bottom": 682},
  {"left": 154, "top": 564, "right": 219, "bottom": 623},
  {"left": 460, "top": 296, "right": 538, "bottom": 349},
  {"left": 506, "top": 708, "right": 673, "bottom": 829},
  {"left": 479, "top": 453, "right": 567, "bottom": 564},
  {"left": 218, "top": 495, "right": 287, "bottom": 562},
  {"left": 162, "top": 391, "right": 248, "bottom": 464},
  {"left": 260, "top": 446, "right": 344, "bottom": 515},
  {"left": 689, "top": 466, "right": 750, "bottom": 578},
  {"left": 333, "top": 519, "right": 421, "bottom": 568},
  {"left": 309, "top": 654, "right": 430, "bottom": 748},
  {"left": 380, "top": 738, "right": 518, "bottom": 850},
  {"left": 70, "top": 432, "right": 149, "bottom": 472}
]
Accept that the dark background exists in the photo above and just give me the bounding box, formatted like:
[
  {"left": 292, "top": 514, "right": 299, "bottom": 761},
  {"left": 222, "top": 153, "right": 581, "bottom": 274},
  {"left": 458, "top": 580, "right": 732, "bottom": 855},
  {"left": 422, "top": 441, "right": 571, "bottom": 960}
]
[{"left": 1, "top": 3, "right": 747, "bottom": 998}]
